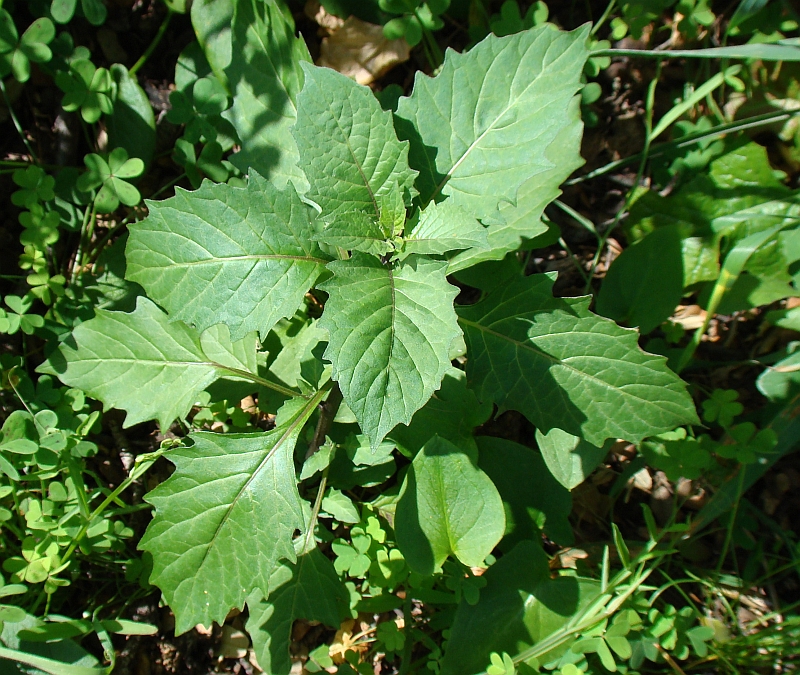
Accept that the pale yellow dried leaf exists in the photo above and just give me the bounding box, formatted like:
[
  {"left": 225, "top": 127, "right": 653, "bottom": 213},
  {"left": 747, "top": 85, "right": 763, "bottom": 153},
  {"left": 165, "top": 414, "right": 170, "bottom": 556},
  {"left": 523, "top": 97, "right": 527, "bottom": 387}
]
[{"left": 319, "top": 16, "right": 410, "bottom": 86}]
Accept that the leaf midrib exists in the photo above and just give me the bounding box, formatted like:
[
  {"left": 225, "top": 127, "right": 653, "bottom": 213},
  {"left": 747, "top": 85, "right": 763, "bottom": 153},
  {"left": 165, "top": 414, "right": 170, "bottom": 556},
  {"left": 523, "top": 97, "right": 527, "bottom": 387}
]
[
  {"left": 200, "top": 390, "right": 324, "bottom": 585},
  {"left": 149, "top": 253, "right": 329, "bottom": 267}
]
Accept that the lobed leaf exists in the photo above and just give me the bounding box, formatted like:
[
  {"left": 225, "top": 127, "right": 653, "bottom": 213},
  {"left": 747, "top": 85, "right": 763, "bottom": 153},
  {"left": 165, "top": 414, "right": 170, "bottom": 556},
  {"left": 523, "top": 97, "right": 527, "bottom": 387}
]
[
  {"left": 293, "top": 63, "right": 417, "bottom": 220},
  {"left": 458, "top": 274, "right": 699, "bottom": 446},
  {"left": 395, "top": 25, "right": 589, "bottom": 224},
  {"left": 126, "top": 172, "right": 329, "bottom": 341},
  {"left": 319, "top": 253, "right": 461, "bottom": 448},
  {"left": 403, "top": 201, "right": 488, "bottom": 256},
  {"left": 37, "top": 296, "right": 257, "bottom": 429},
  {"left": 139, "top": 394, "right": 323, "bottom": 635}
]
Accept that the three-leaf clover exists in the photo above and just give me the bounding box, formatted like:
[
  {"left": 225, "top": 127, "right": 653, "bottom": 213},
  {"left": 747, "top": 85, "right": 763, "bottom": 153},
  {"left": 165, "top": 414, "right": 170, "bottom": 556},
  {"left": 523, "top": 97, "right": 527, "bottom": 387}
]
[
  {"left": 381, "top": 0, "right": 449, "bottom": 46},
  {"left": 167, "top": 76, "right": 229, "bottom": 144},
  {"left": 490, "top": 1, "right": 548, "bottom": 37},
  {"left": 376, "top": 621, "right": 405, "bottom": 653},
  {"left": 0, "top": 12, "right": 55, "bottom": 83},
  {"left": 76, "top": 148, "right": 144, "bottom": 213},
  {"left": 51, "top": 0, "right": 108, "bottom": 27},
  {"left": 0, "top": 295, "right": 45, "bottom": 335},
  {"left": 27, "top": 271, "right": 66, "bottom": 306},
  {"left": 19, "top": 205, "right": 61, "bottom": 248},
  {"left": 701, "top": 389, "right": 743, "bottom": 428},
  {"left": 12, "top": 166, "right": 55, "bottom": 209},
  {"left": 55, "top": 59, "right": 113, "bottom": 123},
  {"left": 173, "top": 139, "right": 231, "bottom": 188}
]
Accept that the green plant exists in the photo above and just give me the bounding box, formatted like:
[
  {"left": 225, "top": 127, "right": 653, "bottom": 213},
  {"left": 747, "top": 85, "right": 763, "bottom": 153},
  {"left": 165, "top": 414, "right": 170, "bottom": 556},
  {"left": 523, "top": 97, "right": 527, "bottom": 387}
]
[
  {"left": 34, "top": 7, "right": 717, "bottom": 670},
  {"left": 2, "top": 0, "right": 799, "bottom": 672}
]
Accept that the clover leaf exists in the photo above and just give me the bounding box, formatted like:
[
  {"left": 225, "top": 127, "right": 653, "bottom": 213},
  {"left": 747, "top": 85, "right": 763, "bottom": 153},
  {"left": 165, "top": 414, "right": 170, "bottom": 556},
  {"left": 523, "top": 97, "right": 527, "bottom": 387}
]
[
  {"left": 19, "top": 205, "right": 61, "bottom": 248},
  {"left": 19, "top": 246, "right": 47, "bottom": 274},
  {"left": 381, "top": 0, "right": 449, "bottom": 46},
  {"left": 490, "top": 0, "right": 548, "bottom": 37},
  {"left": 76, "top": 148, "right": 144, "bottom": 213},
  {"left": 27, "top": 272, "right": 66, "bottom": 306},
  {"left": 55, "top": 59, "right": 113, "bottom": 123},
  {"left": 12, "top": 166, "right": 55, "bottom": 210},
  {"left": 0, "top": 295, "right": 44, "bottom": 335},
  {"left": 701, "top": 388, "right": 743, "bottom": 428},
  {"left": 0, "top": 12, "right": 55, "bottom": 83},
  {"left": 173, "top": 139, "right": 231, "bottom": 188},
  {"left": 167, "top": 76, "right": 230, "bottom": 144},
  {"left": 376, "top": 621, "right": 405, "bottom": 653},
  {"left": 51, "top": 0, "right": 108, "bottom": 27}
]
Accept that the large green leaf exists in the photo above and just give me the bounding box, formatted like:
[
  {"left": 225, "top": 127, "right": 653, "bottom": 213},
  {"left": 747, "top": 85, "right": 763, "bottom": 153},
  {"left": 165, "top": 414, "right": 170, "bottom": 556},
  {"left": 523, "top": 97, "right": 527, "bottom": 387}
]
[
  {"left": 446, "top": 97, "right": 582, "bottom": 272},
  {"left": 246, "top": 548, "right": 346, "bottom": 675},
  {"left": 395, "top": 435, "right": 505, "bottom": 575},
  {"left": 224, "top": 0, "right": 311, "bottom": 188},
  {"left": 37, "top": 297, "right": 256, "bottom": 429},
  {"left": 476, "top": 436, "right": 572, "bottom": 548},
  {"left": 138, "top": 394, "right": 322, "bottom": 635},
  {"left": 596, "top": 224, "right": 685, "bottom": 334},
  {"left": 441, "top": 540, "right": 598, "bottom": 675},
  {"left": 126, "top": 172, "right": 329, "bottom": 341},
  {"left": 395, "top": 25, "right": 589, "bottom": 224},
  {"left": 458, "top": 274, "right": 699, "bottom": 446},
  {"left": 318, "top": 253, "right": 461, "bottom": 448},
  {"left": 293, "top": 63, "right": 417, "bottom": 220}
]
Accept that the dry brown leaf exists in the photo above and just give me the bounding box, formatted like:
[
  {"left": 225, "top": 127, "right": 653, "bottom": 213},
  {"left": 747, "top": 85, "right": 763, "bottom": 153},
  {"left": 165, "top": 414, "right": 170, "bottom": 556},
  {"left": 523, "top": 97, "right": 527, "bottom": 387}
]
[
  {"left": 319, "top": 16, "right": 410, "bottom": 86},
  {"left": 672, "top": 304, "right": 707, "bottom": 330}
]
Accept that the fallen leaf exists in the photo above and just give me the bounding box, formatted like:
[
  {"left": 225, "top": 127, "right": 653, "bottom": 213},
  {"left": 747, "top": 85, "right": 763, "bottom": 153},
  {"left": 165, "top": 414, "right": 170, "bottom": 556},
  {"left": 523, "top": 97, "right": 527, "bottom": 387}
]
[{"left": 319, "top": 16, "right": 410, "bottom": 86}]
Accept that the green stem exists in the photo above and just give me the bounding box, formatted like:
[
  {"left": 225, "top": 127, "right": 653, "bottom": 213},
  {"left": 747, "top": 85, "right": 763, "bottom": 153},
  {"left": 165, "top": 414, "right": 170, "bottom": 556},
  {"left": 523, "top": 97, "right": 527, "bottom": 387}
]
[
  {"left": 211, "top": 363, "right": 309, "bottom": 399},
  {"left": 715, "top": 467, "right": 745, "bottom": 577},
  {"left": 591, "top": 0, "right": 616, "bottom": 36},
  {"left": 71, "top": 200, "right": 96, "bottom": 282},
  {"left": 414, "top": 9, "right": 444, "bottom": 70},
  {"left": 567, "top": 109, "right": 798, "bottom": 186},
  {"left": 300, "top": 384, "right": 343, "bottom": 551},
  {"left": 130, "top": 9, "right": 174, "bottom": 76},
  {"left": 0, "top": 78, "right": 37, "bottom": 161},
  {"left": 57, "top": 449, "right": 164, "bottom": 570}
]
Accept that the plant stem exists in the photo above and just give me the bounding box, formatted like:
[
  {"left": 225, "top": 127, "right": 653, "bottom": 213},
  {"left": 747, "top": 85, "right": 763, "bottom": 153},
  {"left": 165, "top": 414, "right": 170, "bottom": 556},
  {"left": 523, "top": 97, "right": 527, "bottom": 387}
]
[
  {"left": 130, "top": 9, "right": 174, "bottom": 76},
  {"left": 567, "top": 109, "right": 798, "bottom": 186},
  {"left": 0, "top": 78, "right": 37, "bottom": 162},
  {"left": 304, "top": 383, "right": 343, "bottom": 461},
  {"left": 58, "top": 449, "right": 164, "bottom": 569},
  {"left": 715, "top": 467, "right": 745, "bottom": 577},
  {"left": 211, "top": 363, "right": 308, "bottom": 399},
  {"left": 302, "top": 466, "right": 329, "bottom": 554},
  {"left": 591, "top": 0, "right": 616, "bottom": 36}
]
